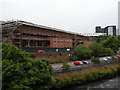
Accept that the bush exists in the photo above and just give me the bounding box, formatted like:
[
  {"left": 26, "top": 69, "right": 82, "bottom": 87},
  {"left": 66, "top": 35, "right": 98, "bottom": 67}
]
[
  {"left": 91, "top": 57, "right": 100, "bottom": 64},
  {"left": 2, "top": 43, "right": 29, "bottom": 62},
  {"left": 2, "top": 43, "right": 54, "bottom": 89},
  {"left": 52, "top": 64, "right": 120, "bottom": 89},
  {"left": 29, "top": 53, "right": 36, "bottom": 58},
  {"left": 89, "top": 43, "right": 104, "bottom": 57},
  {"left": 62, "top": 60, "right": 70, "bottom": 70},
  {"left": 101, "top": 36, "right": 119, "bottom": 53},
  {"left": 112, "top": 56, "right": 117, "bottom": 60},
  {"left": 74, "top": 45, "right": 92, "bottom": 60},
  {"left": 89, "top": 43, "right": 114, "bottom": 57},
  {"left": 71, "top": 56, "right": 78, "bottom": 61},
  {"left": 102, "top": 48, "right": 115, "bottom": 56}
]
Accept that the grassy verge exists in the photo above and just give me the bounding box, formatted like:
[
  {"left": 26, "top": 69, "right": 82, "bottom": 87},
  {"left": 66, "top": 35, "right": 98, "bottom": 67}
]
[{"left": 51, "top": 63, "right": 120, "bottom": 89}]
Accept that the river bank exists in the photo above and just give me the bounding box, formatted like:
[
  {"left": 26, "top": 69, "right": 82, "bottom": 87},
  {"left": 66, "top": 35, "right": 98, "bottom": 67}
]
[
  {"left": 51, "top": 63, "right": 120, "bottom": 90},
  {"left": 63, "top": 76, "right": 120, "bottom": 90}
]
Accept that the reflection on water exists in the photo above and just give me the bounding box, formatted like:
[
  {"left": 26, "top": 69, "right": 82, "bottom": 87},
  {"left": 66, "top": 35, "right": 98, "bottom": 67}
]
[{"left": 64, "top": 76, "right": 120, "bottom": 90}]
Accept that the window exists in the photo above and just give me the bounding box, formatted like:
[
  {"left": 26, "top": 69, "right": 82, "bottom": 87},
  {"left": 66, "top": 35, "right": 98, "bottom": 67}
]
[
  {"left": 64, "top": 41, "right": 66, "bottom": 44},
  {"left": 54, "top": 41, "right": 56, "bottom": 44},
  {"left": 58, "top": 41, "right": 60, "bottom": 44},
  {"left": 61, "top": 41, "right": 64, "bottom": 44}
]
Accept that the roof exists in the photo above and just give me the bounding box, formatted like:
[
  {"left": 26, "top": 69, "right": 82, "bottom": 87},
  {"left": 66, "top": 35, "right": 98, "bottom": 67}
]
[
  {"left": 2, "top": 20, "right": 87, "bottom": 37},
  {"left": 79, "top": 33, "right": 107, "bottom": 36}
]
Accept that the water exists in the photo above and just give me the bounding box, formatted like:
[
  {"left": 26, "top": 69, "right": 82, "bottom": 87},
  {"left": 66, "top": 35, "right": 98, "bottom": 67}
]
[{"left": 64, "top": 76, "right": 120, "bottom": 90}]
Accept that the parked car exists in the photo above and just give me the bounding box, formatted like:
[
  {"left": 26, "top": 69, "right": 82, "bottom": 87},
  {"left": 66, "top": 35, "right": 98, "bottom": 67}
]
[
  {"left": 99, "top": 57, "right": 108, "bottom": 61},
  {"left": 114, "top": 55, "right": 120, "bottom": 58},
  {"left": 81, "top": 61, "right": 89, "bottom": 64},
  {"left": 35, "top": 50, "right": 45, "bottom": 53},
  {"left": 106, "top": 56, "right": 112, "bottom": 60},
  {"left": 74, "top": 61, "right": 84, "bottom": 65}
]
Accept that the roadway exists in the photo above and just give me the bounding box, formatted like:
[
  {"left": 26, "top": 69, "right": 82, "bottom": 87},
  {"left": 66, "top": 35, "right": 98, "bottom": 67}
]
[{"left": 52, "top": 58, "right": 120, "bottom": 76}]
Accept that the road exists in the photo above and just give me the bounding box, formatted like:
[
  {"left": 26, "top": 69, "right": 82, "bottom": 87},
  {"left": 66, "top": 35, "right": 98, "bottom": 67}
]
[{"left": 52, "top": 58, "right": 120, "bottom": 75}]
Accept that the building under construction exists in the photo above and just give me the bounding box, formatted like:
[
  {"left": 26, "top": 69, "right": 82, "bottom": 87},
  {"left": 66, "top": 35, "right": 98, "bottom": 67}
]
[{"left": 1, "top": 20, "right": 92, "bottom": 51}]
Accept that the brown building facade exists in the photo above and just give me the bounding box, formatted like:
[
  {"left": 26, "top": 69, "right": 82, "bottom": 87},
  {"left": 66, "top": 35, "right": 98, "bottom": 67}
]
[{"left": 1, "top": 20, "right": 91, "bottom": 49}]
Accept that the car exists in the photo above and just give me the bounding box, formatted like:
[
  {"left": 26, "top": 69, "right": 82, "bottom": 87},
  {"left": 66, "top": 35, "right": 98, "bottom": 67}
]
[
  {"left": 81, "top": 61, "right": 89, "bottom": 64},
  {"left": 74, "top": 61, "right": 84, "bottom": 65},
  {"left": 106, "top": 56, "right": 112, "bottom": 60},
  {"left": 99, "top": 57, "right": 108, "bottom": 61},
  {"left": 36, "top": 50, "right": 45, "bottom": 53},
  {"left": 114, "top": 55, "right": 120, "bottom": 58}
]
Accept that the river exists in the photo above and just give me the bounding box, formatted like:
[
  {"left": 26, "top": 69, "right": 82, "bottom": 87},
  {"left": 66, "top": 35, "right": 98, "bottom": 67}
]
[{"left": 64, "top": 76, "right": 120, "bottom": 90}]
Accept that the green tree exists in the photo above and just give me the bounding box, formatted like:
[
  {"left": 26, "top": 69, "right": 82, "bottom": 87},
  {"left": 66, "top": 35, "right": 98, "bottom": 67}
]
[
  {"left": 101, "top": 36, "right": 119, "bottom": 52},
  {"left": 2, "top": 43, "right": 54, "bottom": 89},
  {"left": 92, "top": 36, "right": 109, "bottom": 43},
  {"left": 74, "top": 45, "right": 92, "bottom": 60},
  {"left": 117, "top": 36, "right": 120, "bottom": 47},
  {"left": 102, "top": 48, "right": 114, "bottom": 56},
  {"left": 89, "top": 43, "right": 114, "bottom": 57},
  {"left": 89, "top": 43, "right": 103, "bottom": 57}
]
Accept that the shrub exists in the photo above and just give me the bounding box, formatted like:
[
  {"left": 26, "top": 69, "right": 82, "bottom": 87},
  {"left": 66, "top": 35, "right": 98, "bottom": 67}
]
[
  {"left": 91, "top": 57, "right": 100, "bottom": 64},
  {"left": 74, "top": 45, "right": 92, "bottom": 60},
  {"left": 89, "top": 43, "right": 114, "bottom": 57},
  {"left": 62, "top": 60, "right": 70, "bottom": 70},
  {"left": 112, "top": 56, "right": 117, "bottom": 60},
  {"left": 29, "top": 53, "right": 36, "bottom": 58},
  {"left": 2, "top": 43, "right": 54, "bottom": 89},
  {"left": 89, "top": 43, "right": 104, "bottom": 57},
  {"left": 2, "top": 42, "right": 29, "bottom": 62},
  {"left": 71, "top": 56, "right": 78, "bottom": 61},
  {"left": 52, "top": 64, "right": 120, "bottom": 89},
  {"left": 102, "top": 48, "right": 115, "bottom": 56},
  {"left": 101, "top": 36, "right": 119, "bottom": 53}
]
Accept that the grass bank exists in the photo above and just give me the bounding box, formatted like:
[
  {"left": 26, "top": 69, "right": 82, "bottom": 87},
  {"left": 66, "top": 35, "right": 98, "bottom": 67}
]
[{"left": 51, "top": 63, "right": 120, "bottom": 89}]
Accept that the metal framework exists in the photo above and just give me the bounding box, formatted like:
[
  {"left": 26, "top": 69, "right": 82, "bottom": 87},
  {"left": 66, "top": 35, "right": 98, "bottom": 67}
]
[{"left": 1, "top": 20, "right": 90, "bottom": 48}]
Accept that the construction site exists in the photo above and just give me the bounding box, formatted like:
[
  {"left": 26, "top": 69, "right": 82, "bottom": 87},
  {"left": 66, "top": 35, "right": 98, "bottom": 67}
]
[{"left": 1, "top": 20, "right": 94, "bottom": 52}]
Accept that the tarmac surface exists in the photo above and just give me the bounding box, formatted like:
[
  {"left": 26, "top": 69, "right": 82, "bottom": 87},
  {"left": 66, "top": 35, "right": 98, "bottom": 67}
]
[{"left": 52, "top": 58, "right": 120, "bottom": 75}]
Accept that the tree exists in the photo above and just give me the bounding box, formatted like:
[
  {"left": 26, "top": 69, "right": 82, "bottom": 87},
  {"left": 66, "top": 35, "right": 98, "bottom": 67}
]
[
  {"left": 89, "top": 43, "right": 114, "bottom": 57},
  {"left": 74, "top": 45, "right": 92, "bottom": 60},
  {"left": 2, "top": 43, "right": 54, "bottom": 89},
  {"left": 117, "top": 36, "right": 120, "bottom": 47},
  {"left": 102, "top": 48, "right": 114, "bottom": 56},
  {"left": 92, "top": 36, "right": 109, "bottom": 43},
  {"left": 101, "top": 36, "right": 119, "bottom": 52},
  {"left": 89, "top": 43, "right": 104, "bottom": 57}
]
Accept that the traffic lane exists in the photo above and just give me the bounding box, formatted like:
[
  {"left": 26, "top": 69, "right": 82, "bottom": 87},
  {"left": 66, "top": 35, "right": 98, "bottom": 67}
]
[
  {"left": 52, "top": 61, "right": 92, "bottom": 74},
  {"left": 52, "top": 61, "right": 85, "bottom": 69},
  {"left": 52, "top": 60, "right": 92, "bottom": 69},
  {"left": 52, "top": 59, "right": 120, "bottom": 74}
]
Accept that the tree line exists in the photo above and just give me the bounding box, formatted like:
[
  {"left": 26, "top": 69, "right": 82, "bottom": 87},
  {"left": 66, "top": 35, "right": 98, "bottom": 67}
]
[{"left": 73, "top": 36, "right": 120, "bottom": 60}]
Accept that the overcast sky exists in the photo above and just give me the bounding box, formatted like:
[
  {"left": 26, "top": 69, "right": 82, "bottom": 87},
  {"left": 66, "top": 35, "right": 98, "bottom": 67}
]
[{"left": 0, "top": 0, "right": 119, "bottom": 33}]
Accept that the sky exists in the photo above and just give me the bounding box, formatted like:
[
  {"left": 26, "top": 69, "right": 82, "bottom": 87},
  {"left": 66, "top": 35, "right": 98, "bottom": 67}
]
[{"left": 0, "top": 0, "right": 119, "bottom": 33}]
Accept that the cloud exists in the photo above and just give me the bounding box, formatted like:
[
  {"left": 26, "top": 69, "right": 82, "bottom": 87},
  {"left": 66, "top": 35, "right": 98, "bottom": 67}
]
[{"left": 1, "top": 0, "right": 119, "bottom": 33}]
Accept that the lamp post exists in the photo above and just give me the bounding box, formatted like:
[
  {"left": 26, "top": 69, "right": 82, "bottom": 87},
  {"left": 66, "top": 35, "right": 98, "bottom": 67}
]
[{"left": 68, "top": 52, "right": 72, "bottom": 61}]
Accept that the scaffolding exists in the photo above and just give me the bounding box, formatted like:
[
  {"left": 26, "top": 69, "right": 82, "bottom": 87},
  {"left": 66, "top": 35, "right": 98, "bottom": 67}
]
[{"left": 2, "top": 20, "right": 89, "bottom": 48}]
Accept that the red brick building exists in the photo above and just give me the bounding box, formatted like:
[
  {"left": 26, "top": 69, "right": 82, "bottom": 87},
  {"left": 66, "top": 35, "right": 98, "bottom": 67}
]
[{"left": 1, "top": 20, "right": 91, "bottom": 49}]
